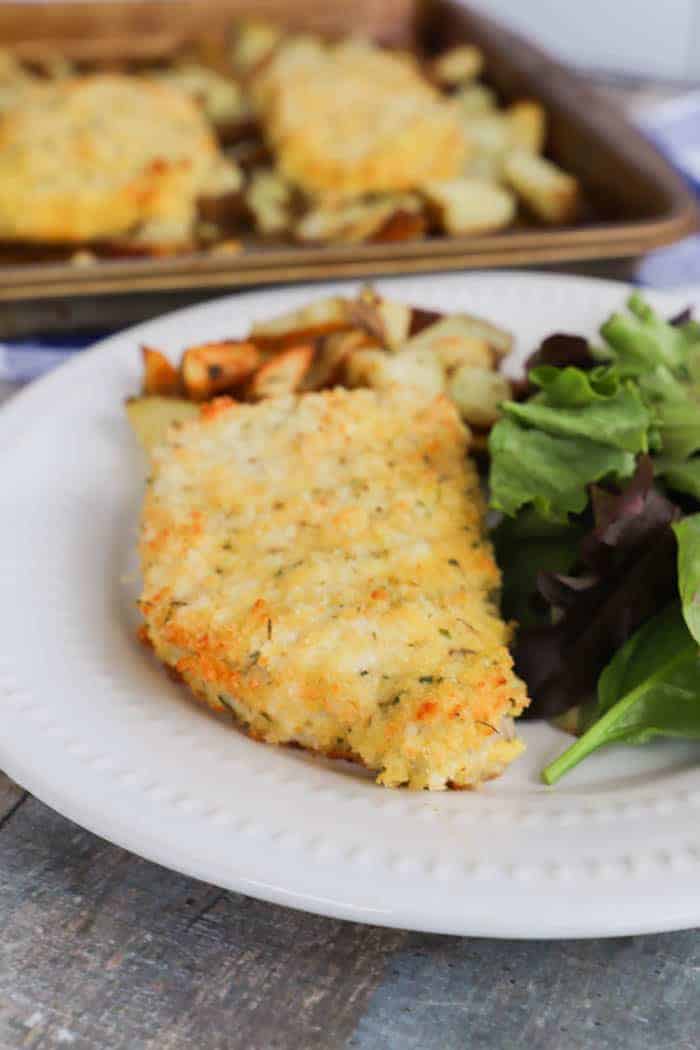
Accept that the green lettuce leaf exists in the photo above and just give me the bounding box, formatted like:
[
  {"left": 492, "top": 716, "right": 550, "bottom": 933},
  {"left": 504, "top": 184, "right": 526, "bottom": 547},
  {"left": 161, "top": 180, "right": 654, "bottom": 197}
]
[
  {"left": 600, "top": 292, "right": 694, "bottom": 374},
  {"left": 503, "top": 368, "right": 651, "bottom": 452},
  {"left": 542, "top": 604, "right": 700, "bottom": 784},
  {"left": 655, "top": 456, "right": 700, "bottom": 501},
  {"left": 654, "top": 399, "right": 700, "bottom": 460},
  {"left": 489, "top": 416, "right": 636, "bottom": 522},
  {"left": 673, "top": 514, "right": 700, "bottom": 643}
]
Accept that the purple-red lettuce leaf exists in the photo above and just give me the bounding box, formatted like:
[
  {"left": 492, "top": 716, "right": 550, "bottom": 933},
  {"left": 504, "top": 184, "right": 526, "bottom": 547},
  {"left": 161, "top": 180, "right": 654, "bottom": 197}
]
[{"left": 517, "top": 458, "right": 682, "bottom": 719}]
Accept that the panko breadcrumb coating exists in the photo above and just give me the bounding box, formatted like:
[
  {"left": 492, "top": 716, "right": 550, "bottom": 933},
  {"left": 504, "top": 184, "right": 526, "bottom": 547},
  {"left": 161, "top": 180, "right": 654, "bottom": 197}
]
[
  {"left": 0, "top": 74, "right": 241, "bottom": 243},
  {"left": 139, "top": 387, "right": 528, "bottom": 789},
  {"left": 252, "top": 39, "right": 467, "bottom": 200}
]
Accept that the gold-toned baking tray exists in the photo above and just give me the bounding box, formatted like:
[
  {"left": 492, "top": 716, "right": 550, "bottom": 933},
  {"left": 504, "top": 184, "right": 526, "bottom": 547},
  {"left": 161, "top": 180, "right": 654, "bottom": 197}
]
[{"left": 0, "top": 0, "right": 696, "bottom": 303}]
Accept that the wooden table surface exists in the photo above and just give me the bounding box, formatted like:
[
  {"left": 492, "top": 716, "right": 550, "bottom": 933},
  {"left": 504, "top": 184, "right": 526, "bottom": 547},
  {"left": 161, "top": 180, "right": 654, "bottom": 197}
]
[
  {"left": 2, "top": 768, "right": 700, "bottom": 1050},
  {"left": 2, "top": 77, "right": 700, "bottom": 1050}
]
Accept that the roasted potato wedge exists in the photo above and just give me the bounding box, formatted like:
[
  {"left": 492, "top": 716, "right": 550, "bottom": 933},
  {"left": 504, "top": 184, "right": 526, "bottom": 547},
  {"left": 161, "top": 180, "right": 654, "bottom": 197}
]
[
  {"left": 247, "top": 345, "right": 314, "bottom": 399},
  {"left": 460, "top": 112, "right": 512, "bottom": 178},
  {"left": 295, "top": 196, "right": 420, "bottom": 245},
  {"left": 422, "top": 177, "right": 516, "bottom": 235},
  {"left": 350, "top": 287, "right": 413, "bottom": 352},
  {"left": 453, "top": 83, "right": 497, "bottom": 117},
  {"left": 126, "top": 396, "right": 199, "bottom": 452},
  {"left": 448, "top": 365, "right": 512, "bottom": 427},
  {"left": 182, "top": 341, "right": 260, "bottom": 400},
  {"left": 506, "top": 100, "right": 546, "bottom": 154},
  {"left": 345, "top": 346, "right": 444, "bottom": 396},
  {"left": 250, "top": 297, "right": 351, "bottom": 350},
  {"left": 401, "top": 317, "right": 493, "bottom": 373},
  {"left": 343, "top": 349, "right": 390, "bottom": 390},
  {"left": 503, "top": 149, "right": 579, "bottom": 225},
  {"left": 303, "top": 329, "right": 377, "bottom": 390},
  {"left": 431, "top": 45, "right": 484, "bottom": 86},
  {"left": 245, "top": 168, "right": 294, "bottom": 236},
  {"left": 425, "top": 313, "right": 513, "bottom": 360},
  {"left": 141, "top": 345, "right": 181, "bottom": 396}
]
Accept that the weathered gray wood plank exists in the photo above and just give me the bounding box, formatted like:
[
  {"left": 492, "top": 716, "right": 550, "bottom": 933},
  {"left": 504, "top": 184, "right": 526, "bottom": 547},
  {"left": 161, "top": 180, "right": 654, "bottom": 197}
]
[
  {"left": 351, "top": 930, "right": 700, "bottom": 1050},
  {"left": 0, "top": 797, "right": 406, "bottom": 1050},
  {"left": 1, "top": 793, "right": 700, "bottom": 1050}
]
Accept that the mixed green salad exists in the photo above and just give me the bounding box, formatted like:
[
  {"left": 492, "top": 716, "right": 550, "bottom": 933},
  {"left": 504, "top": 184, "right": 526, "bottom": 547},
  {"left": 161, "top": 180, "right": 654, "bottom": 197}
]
[{"left": 487, "top": 293, "right": 700, "bottom": 783}]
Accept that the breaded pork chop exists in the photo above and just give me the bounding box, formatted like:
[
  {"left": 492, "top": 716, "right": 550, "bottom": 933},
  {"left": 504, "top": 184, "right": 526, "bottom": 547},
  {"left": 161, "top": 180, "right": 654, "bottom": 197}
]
[
  {"left": 139, "top": 387, "right": 528, "bottom": 789},
  {"left": 0, "top": 74, "right": 240, "bottom": 243}
]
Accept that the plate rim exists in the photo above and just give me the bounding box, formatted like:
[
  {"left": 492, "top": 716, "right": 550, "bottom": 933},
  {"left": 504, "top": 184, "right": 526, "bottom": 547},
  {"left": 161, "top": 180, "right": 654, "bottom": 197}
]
[{"left": 2, "top": 270, "right": 699, "bottom": 940}]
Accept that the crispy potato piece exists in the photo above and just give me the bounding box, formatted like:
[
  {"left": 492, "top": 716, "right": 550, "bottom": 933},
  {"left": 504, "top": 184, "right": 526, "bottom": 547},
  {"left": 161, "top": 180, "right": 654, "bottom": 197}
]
[
  {"left": 245, "top": 168, "right": 294, "bottom": 236},
  {"left": 446, "top": 315, "right": 513, "bottom": 360},
  {"left": 503, "top": 149, "right": 579, "bottom": 225},
  {"left": 507, "top": 100, "right": 546, "bottom": 154},
  {"left": 345, "top": 346, "right": 444, "bottom": 396},
  {"left": 250, "top": 297, "right": 351, "bottom": 350},
  {"left": 434, "top": 336, "right": 492, "bottom": 374},
  {"left": 126, "top": 396, "right": 199, "bottom": 452},
  {"left": 350, "top": 287, "right": 413, "bottom": 352},
  {"left": 460, "top": 112, "right": 512, "bottom": 178},
  {"left": 344, "top": 349, "right": 391, "bottom": 390},
  {"left": 141, "top": 345, "right": 181, "bottom": 396},
  {"left": 390, "top": 348, "right": 446, "bottom": 396},
  {"left": 402, "top": 327, "right": 491, "bottom": 377},
  {"left": 303, "top": 329, "right": 377, "bottom": 390},
  {"left": 401, "top": 317, "right": 493, "bottom": 373},
  {"left": 295, "top": 197, "right": 417, "bottom": 245},
  {"left": 431, "top": 45, "right": 484, "bottom": 86},
  {"left": 247, "top": 345, "right": 314, "bottom": 400},
  {"left": 422, "top": 177, "right": 516, "bottom": 235},
  {"left": 182, "top": 341, "right": 260, "bottom": 401},
  {"left": 199, "top": 156, "right": 243, "bottom": 197},
  {"left": 448, "top": 365, "right": 512, "bottom": 427},
  {"left": 453, "top": 83, "right": 497, "bottom": 117}
]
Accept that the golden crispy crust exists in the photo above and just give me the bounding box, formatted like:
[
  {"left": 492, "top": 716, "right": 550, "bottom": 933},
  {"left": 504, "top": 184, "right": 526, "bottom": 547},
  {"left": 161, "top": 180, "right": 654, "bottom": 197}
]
[
  {"left": 252, "top": 40, "right": 466, "bottom": 199},
  {"left": 0, "top": 74, "right": 233, "bottom": 242},
  {"left": 139, "top": 388, "right": 528, "bottom": 789}
]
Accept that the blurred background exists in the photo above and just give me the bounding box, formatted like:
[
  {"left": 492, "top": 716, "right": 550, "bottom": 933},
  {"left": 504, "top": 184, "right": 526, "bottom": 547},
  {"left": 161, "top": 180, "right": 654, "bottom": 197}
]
[
  {"left": 468, "top": 0, "right": 700, "bottom": 81},
  {"left": 7, "top": 0, "right": 700, "bottom": 80},
  {"left": 0, "top": 0, "right": 698, "bottom": 388}
]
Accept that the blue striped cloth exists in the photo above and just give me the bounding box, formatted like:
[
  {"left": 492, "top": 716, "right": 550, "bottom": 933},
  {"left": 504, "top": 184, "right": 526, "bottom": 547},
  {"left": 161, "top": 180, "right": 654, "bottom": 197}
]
[
  {"left": 2, "top": 94, "right": 699, "bottom": 391},
  {"left": 0, "top": 332, "right": 102, "bottom": 385}
]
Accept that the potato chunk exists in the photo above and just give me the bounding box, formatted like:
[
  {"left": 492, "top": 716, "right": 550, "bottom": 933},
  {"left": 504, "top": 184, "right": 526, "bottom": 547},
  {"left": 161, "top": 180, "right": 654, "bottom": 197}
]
[
  {"left": 422, "top": 177, "right": 516, "bottom": 235},
  {"left": 503, "top": 150, "right": 579, "bottom": 225}
]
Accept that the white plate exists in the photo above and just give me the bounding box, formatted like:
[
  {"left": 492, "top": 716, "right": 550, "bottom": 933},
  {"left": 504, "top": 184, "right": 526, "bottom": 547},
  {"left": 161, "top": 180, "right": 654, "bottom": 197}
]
[{"left": 2, "top": 272, "right": 700, "bottom": 940}]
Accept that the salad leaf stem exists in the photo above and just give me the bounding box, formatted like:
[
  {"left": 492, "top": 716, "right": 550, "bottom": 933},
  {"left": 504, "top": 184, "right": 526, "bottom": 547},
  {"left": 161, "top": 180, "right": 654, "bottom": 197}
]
[
  {"left": 542, "top": 604, "right": 700, "bottom": 784},
  {"left": 674, "top": 514, "right": 700, "bottom": 643}
]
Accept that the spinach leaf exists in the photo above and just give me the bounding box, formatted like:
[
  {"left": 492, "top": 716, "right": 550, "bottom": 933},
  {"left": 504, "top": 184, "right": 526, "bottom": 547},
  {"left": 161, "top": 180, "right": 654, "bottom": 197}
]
[
  {"left": 492, "top": 510, "right": 584, "bottom": 628},
  {"left": 488, "top": 416, "right": 636, "bottom": 522},
  {"left": 673, "top": 514, "right": 700, "bottom": 643},
  {"left": 542, "top": 604, "right": 700, "bottom": 785}
]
